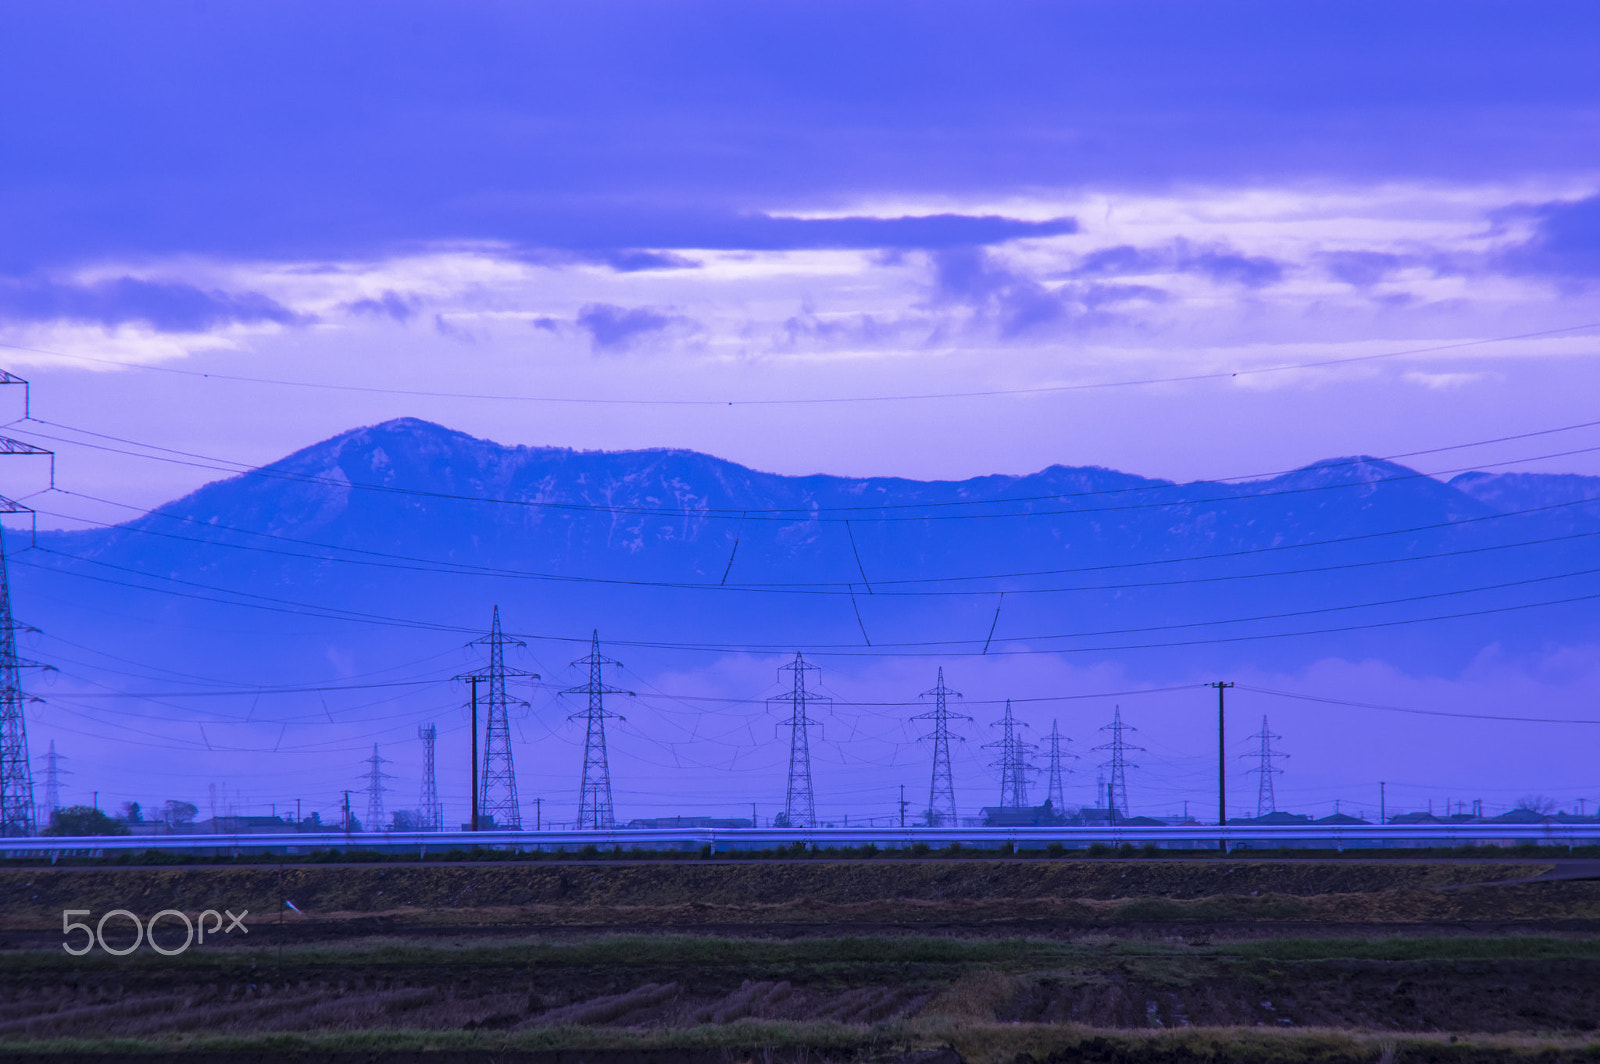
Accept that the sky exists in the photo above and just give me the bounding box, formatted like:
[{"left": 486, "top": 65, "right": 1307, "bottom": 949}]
[{"left": 3, "top": 2, "right": 1600, "bottom": 827}]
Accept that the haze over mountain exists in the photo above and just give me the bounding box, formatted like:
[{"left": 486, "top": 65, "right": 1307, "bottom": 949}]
[{"left": 13, "top": 418, "right": 1600, "bottom": 825}]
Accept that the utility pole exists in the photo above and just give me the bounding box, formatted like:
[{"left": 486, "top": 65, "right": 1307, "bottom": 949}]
[
  {"left": 342, "top": 790, "right": 352, "bottom": 835},
  {"left": 1246, "top": 715, "right": 1285, "bottom": 817},
  {"left": 1379, "top": 781, "right": 1386, "bottom": 824},
  {"left": 1209, "top": 682, "right": 1234, "bottom": 852},
  {"left": 464, "top": 607, "right": 536, "bottom": 830},
  {"left": 899, "top": 784, "right": 907, "bottom": 828},
  {"left": 911, "top": 668, "right": 969, "bottom": 825},
  {"left": 363, "top": 743, "right": 392, "bottom": 832},
  {"left": 770, "top": 653, "right": 827, "bottom": 828},
  {"left": 417, "top": 723, "right": 441, "bottom": 831},
  {"left": 534, "top": 797, "right": 542, "bottom": 831},
  {"left": 1094, "top": 706, "right": 1143, "bottom": 825},
  {"left": 984, "top": 700, "right": 1035, "bottom": 807},
  {"left": 468, "top": 677, "right": 479, "bottom": 830},
  {"left": 565, "top": 631, "right": 628, "bottom": 830},
  {"left": 0, "top": 404, "right": 53, "bottom": 837}
]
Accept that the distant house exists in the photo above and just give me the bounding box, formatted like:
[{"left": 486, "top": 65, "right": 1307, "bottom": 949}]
[
  {"left": 625, "top": 816, "right": 753, "bottom": 829},
  {"left": 1316, "top": 813, "right": 1370, "bottom": 825},
  {"left": 196, "top": 815, "right": 293, "bottom": 835},
  {"left": 981, "top": 800, "right": 1067, "bottom": 827},
  {"left": 1386, "top": 811, "right": 1443, "bottom": 825},
  {"left": 1229, "top": 811, "right": 1313, "bottom": 826}
]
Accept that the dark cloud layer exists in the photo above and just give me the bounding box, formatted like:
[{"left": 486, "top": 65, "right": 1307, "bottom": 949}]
[
  {"left": 576, "top": 303, "right": 687, "bottom": 352},
  {"left": 0, "top": 276, "right": 304, "bottom": 332},
  {"left": 1, "top": 2, "right": 1596, "bottom": 267},
  {"left": 1071, "top": 241, "right": 1285, "bottom": 287},
  {"left": 932, "top": 248, "right": 1163, "bottom": 336}
]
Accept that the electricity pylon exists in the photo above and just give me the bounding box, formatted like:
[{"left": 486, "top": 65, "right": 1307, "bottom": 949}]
[
  {"left": 1045, "top": 719, "right": 1076, "bottom": 810},
  {"left": 1094, "top": 706, "right": 1144, "bottom": 821},
  {"left": 467, "top": 607, "right": 535, "bottom": 829},
  {"left": 37, "top": 739, "right": 64, "bottom": 827},
  {"left": 417, "top": 724, "right": 442, "bottom": 830},
  {"left": 0, "top": 520, "right": 48, "bottom": 836},
  {"left": 363, "top": 743, "right": 393, "bottom": 832},
  {"left": 770, "top": 653, "right": 827, "bottom": 828},
  {"left": 565, "top": 631, "right": 629, "bottom": 830},
  {"left": 1246, "top": 715, "right": 1287, "bottom": 817},
  {"left": 984, "top": 700, "right": 1036, "bottom": 808},
  {"left": 911, "top": 667, "right": 969, "bottom": 826}
]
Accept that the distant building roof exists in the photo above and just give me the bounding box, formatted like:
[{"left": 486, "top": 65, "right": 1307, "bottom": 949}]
[
  {"left": 1230, "top": 811, "right": 1313, "bottom": 825},
  {"left": 981, "top": 801, "right": 1066, "bottom": 827},
  {"left": 1316, "top": 813, "right": 1370, "bottom": 825},
  {"left": 1489, "top": 808, "right": 1555, "bottom": 823},
  {"left": 625, "top": 816, "right": 752, "bottom": 829}
]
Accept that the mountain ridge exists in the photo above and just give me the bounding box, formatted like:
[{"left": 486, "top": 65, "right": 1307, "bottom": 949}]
[{"left": 17, "top": 417, "right": 1600, "bottom": 697}]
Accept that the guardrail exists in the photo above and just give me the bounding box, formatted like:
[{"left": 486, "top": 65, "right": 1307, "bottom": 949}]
[{"left": 5, "top": 822, "right": 1598, "bottom": 855}]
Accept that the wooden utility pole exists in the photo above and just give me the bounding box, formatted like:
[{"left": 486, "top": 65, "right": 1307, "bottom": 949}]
[
  {"left": 1210, "top": 682, "right": 1233, "bottom": 854},
  {"left": 469, "top": 676, "right": 480, "bottom": 831}
]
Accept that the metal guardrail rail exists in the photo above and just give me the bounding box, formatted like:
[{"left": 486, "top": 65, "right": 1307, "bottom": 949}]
[{"left": 5, "top": 823, "right": 1598, "bottom": 854}]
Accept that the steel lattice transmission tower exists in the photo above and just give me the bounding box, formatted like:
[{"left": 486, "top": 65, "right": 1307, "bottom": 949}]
[
  {"left": 565, "top": 631, "right": 629, "bottom": 830},
  {"left": 468, "top": 607, "right": 534, "bottom": 829},
  {"left": 0, "top": 384, "right": 51, "bottom": 836},
  {"left": 911, "top": 667, "right": 969, "bottom": 826},
  {"left": 1093, "top": 706, "right": 1144, "bottom": 820},
  {"left": 363, "top": 743, "right": 393, "bottom": 832},
  {"left": 984, "top": 700, "right": 1036, "bottom": 808},
  {"left": 417, "top": 724, "right": 442, "bottom": 831},
  {"left": 770, "top": 653, "right": 828, "bottom": 828},
  {"left": 1045, "top": 719, "right": 1076, "bottom": 810},
  {"left": 37, "top": 739, "right": 65, "bottom": 828},
  {"left": 1247, "top": 715, "right": 1287, "bottom": 817},
  {"left": 0, "top": 522, "right": 44, "bottom": 836}
]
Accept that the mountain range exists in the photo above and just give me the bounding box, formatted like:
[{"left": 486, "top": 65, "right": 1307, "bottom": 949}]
[{"left": 14, "top": 416, "right": 1600, "bottom": 693}]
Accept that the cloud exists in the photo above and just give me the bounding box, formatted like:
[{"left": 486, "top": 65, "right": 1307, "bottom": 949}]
[
  {"left": 1501, "top": 194, "right": 1600, "bottom": 277},
  {"left": 930, "top": 247, "right": 1164, "bottom": 336},
  {"left": 342, "top": 290, "right": 418, "bottom": 321},
  {"left": 1070, "top": 240, "right": 1284, "bottom": 287},
  {"left": 599, "top": 250, "right": 702, "bottom": 272},
  {"left": 0, "top": 276, "right": 307, "bottom": 332},
  {"left": 1320, "top": 250, "right": 1408, "bottom": 287},
  {"left": 575, "top": 303, "right": 691, "bottom": 352}
]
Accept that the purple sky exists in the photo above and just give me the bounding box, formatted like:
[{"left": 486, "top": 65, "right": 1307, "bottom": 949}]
[{"left": 3, "top": 2, "right": 1600, "bottom": 826}]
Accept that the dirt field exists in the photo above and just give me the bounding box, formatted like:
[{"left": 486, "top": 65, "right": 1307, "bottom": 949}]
[{"left": 3, "top": 857, "right": 1599, "bottom": 1061}]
